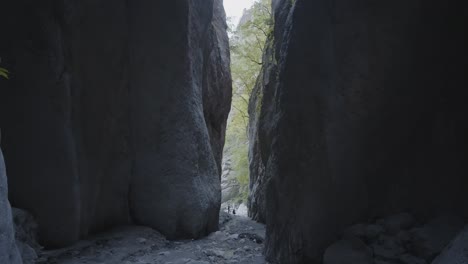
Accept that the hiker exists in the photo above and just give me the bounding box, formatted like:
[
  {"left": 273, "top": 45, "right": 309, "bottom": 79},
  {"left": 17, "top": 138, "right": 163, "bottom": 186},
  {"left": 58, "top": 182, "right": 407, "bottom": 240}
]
[
  {"left": 227, "top": 205, "right": 231, "bottom": 214},
  {"left": 233, "top": 209, "right": 236, "bottom": 215}
]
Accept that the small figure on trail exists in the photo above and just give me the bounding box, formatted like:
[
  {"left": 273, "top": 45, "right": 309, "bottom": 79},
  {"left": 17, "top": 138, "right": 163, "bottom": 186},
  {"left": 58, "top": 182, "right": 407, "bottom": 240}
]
[
  {"left": 233, "top": 209, "right": 236, "bottom": 215},
  {"left": 227, "top": 205, "right": 231, "bottom": 214}
]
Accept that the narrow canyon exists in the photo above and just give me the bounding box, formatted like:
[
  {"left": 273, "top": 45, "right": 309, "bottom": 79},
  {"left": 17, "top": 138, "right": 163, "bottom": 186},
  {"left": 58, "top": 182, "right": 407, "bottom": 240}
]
[{"left": 1, "top": 0, "right": 467, "bottom": 264}]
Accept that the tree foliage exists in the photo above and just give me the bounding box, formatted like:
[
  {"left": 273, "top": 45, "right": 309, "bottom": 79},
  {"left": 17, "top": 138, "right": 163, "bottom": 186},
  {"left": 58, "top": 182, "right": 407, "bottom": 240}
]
[
  {"left": 0, "top": 67, "right": 8, "bottom": 79},
  {"left": 0, "top": 58, "right": 8, "bottom": 79},
  {"left": 224, "top": 0, "right": 272, "bottom": 205}
]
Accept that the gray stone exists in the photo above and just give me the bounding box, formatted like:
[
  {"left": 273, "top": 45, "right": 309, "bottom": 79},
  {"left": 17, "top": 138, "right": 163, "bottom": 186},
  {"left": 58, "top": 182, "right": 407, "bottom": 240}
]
[
  {"left": 246, "top": 7, "right": 281, "bottom": 223},
  {"left": 202, "top": 0, "right": 233, "bottom": 176},
  {"left": 399, "top": 254, "right": 427, "bottom": 264},
  {"left": 12, "top": 208, "right": 40, "bottom": 252},
  {"left": 187, "top": 261, "right": 210, "bottom": 264},
  {"left": 431, "top": 225, "right": 468, "bottom": 264},
  {"left": 0, "top": 0, "right": 231, "bottom": 247},
  {"left": 374, "top": 260, "right": 399, "bottom": 264},
  {"left": 208, "top": 231, "right": 229, "bottom": 242},
  {"left": 343, "top": 224, "right": 367, "bottom": 239},
  {"left": 323, "top": 238, "right": 373, "bottom": 264},
  {"left": 411, "top": 215, "right": 464, "bottom": 260},
  {"left": 397, "top": 231, "right": 412, "bottom": 244},
  {"left": 0, "top": 148, "right": 22, "bottom": 264},
  {"left": 366, "top": 225, "right": 385, "bottom": 240},
  {"left": 15, "top": 242, "right": 36, "bottom": 264},
  {"left": 11, "top": 208, "right": 39, "bottom": 264},
  {"left": 371, "top": 234, "right": 407, "bottom": 261},
  {"left": 136, "top": 237, "right": 147, "bottom": 244},
  {"left": 128, "top": 0, "right": 228, "bottom": 240},
  {"left": 249, "top": 0, "right": 468, "bottom": 263},
  {"left": 344, "top": 223, "right": 385, "bottom": 242},
  {"left": 379, "top": 213, "right": 416, "bottom": 234},
  {"left": 205, "top": 248, "right": 234, "bottom": 259},
  {"left": 371, "top": 243, "right": 404, "bottom": 260}
]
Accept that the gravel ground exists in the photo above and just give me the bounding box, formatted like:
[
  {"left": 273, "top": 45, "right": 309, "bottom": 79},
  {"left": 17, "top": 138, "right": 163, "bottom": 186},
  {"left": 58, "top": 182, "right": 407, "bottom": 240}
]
[{"left": 38, "top": 213, "right": 267, "bottom": 264}]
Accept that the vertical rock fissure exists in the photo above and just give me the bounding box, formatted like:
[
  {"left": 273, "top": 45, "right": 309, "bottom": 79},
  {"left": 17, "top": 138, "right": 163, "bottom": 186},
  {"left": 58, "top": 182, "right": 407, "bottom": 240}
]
[{"left": 221, "top": 0, "right": 271, "bottom": 220}]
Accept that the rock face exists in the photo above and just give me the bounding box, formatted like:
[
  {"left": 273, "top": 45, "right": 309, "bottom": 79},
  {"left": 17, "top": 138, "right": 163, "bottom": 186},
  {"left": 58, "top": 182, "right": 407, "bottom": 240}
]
[
  {"left": 325, "top": 213, "right": 464, "bottom": 264},
  {"left": 323, "top": 238, "right": 373, "bottom": 264},
  {"left": 0, "top": 0, "right": 231, "bottom": 248},
  {"left": 411, "top": 215, "right": 465, "bottom": 260},
  {"left": 249, "top": 0, "right": 468, "bottom": 263},
  {"left": 0, "top": 148, "right": 22, "bottom": 264},
  {"left": 247, "top": 33, "right": 276, "bottom": 223},
  {"left": 432, "top": 225, "right": 468, "bottom": 264},
  {"left": 202, "top": 0, "right": 233, "bottom": 175},
  {"left": 12, "top": 208, "right": 41, "bottom": 264},
  {"left": 127, "top": 0, "right": 230, "bottom": 240}
]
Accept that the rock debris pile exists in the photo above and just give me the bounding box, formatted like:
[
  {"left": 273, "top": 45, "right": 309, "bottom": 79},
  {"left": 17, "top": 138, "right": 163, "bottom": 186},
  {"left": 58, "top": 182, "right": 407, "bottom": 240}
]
[{"left": 324, "top": 213, "right": 467, "bottom": 264}]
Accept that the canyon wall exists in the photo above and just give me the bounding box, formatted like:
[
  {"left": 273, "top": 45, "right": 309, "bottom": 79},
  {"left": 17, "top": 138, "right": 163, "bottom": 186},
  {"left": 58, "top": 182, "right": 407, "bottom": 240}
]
[
  {"left": 0, "top": 0, "right": 231, "bottom": 248},
  {"left": 1, "top": 148, "right": 22, "bottom": 264},
  {"left": 249, "top": 0, "right": 468, "bottom": 263}
]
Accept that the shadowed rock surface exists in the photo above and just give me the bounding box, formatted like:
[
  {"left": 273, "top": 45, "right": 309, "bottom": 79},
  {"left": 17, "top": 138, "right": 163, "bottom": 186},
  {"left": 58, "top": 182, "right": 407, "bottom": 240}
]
[
  {"left": 325, "top": 213, "right": 465, "bottom": 264},
  {"left": 249, "top": 0, "right": 468, "bottom": 263},
  {"left": 432, "top": 225, "right": 468, "bottom": 264},
  {"left": 1, "top": 148, "right": 22, "bottom": 264},
  {"left": 0, "top": 0, "right": 231, "bottom": 248},
  {"left": 12, "top": 208, "right": 42, "bottom": 264},
  {"left": 247, "top": 32, "right": 276, "bottom": 224},
  {"left": 202, "top": 0, "right": 233, "bottom": 175}
]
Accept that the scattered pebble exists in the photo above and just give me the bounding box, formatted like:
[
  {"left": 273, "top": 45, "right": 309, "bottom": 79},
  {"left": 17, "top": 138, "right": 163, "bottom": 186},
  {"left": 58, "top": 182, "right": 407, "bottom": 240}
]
[
  {"left": 137, "top": 238, "right": 147, "bottom": 243},
  {"left": 38, "top": 213, "right": 267, "bottom": 264}
]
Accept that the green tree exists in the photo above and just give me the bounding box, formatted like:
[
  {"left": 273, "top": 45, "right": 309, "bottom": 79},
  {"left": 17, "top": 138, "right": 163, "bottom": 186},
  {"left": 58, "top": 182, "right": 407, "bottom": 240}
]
[
  {"left": 0, "top": 68, "right": 9, "bottom": 79},
  {"left": 0, "top": 57, "right": 9, "bottom": 79},
  {"left": 224, "top": 0, "right": 271, "bottom": 205}
]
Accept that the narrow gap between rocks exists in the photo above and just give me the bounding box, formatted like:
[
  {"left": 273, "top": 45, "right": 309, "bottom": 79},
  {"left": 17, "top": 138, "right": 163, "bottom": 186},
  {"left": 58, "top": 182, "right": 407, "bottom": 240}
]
[
  {"left": 221, "top": 0, "right": 271, "bottom": 219},
  {"left": 27, "top": 1, "right": 272, "bottom": 263}
]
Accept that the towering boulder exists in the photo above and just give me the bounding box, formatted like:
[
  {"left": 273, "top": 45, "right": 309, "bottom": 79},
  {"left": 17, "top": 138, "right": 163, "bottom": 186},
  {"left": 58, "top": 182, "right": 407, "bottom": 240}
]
[
  {"left": 202, "top": 0, "right": 233, "bottom": 175},
  {"left": 0, "top": 0, "right": 231, "bottom": 247},
  {"left": 249, "top": 0, "right": 468, "bottom": 263},
  {"left": 1, "top": 148, "right": 22, "bottom": 264},
  {"left": 128, "top": 0, "right": 231, "bottom": 239}
]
